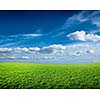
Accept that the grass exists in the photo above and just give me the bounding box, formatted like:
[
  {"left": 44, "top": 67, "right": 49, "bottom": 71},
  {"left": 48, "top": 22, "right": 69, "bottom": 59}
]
[{"left": 0, "top": 62, "right": 100, "bottom": 89}]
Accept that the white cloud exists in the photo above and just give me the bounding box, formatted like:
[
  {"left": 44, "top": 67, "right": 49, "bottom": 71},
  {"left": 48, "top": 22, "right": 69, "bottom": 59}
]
[
  {"left": 71, "top": 53, "right": 81, "bottom": 57},
  {"left": 61, "top": 11, "right": 100, "bottom": 35},
  {"left": 29, "top": 47, "right": 40, "bottom": 52},
  {"left": 38, "top": 44, "right": 66, "bottom": 54},
  {"left": 86, "top": 33, "right": 100, "bottom": 42},
  {"left": 90, "top": 11, "right": 100, "bottom": 27},
  {"left": 39, "top": 47, "right": 54, "bottom": 54},
  {"left": 0, "top": 48, "right": 12, "bottom": 51},
  {"left": 0, "top": 45, "right": 66, "bottom": 61},
  {"left": 76, "top": 11, "right": 90, "bottom": 22},
  {"left": 66, "top": 11, "right": 100, "bottom": 28},
  {"left": 86, "top": 49, "right": 95, "bottom": 54},
  {"left": 0, "top": 43, "right": 100, "bottom": 63},
  {"left": 23, "top": 33, "right": 42, "bottom": 37},
  {"left": 67, "top": 30, "right": 100, "bottom": 42},
  {"left": 7, "top": 56, "right": 16, "bottom": 59},
  {"left": 14, "top": 47, "right": 30, "bottom": 53},
  {"left": 67, "top": 11, "right": 90, "bottom": 23},
  {"left": 19, "top": 56, "right": 29, "bottom": 60},
  {"left": 67, "top": 31, "right": 86, "bottom": 41},
  {"left": 61, "top": 11, "right": 91, "bottom": 29},
  {"left": 49, "top": 44, "right": 66, "bottom": 50}
]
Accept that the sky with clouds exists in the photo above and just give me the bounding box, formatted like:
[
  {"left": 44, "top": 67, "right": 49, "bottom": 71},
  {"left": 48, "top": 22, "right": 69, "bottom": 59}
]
[{"left": 0, "top": 10, "right": 100, "bottom": 63}]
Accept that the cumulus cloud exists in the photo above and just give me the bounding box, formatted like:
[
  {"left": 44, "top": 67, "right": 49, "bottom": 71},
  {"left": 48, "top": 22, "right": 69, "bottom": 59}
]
[
  {"left": 69, "top": 50, "right": 84, "bottom": 57},
  {"left": 49, "top": 44, "right": 66, "bottom": 50},
  {"left": 86, "top": 33, "right": 100, "bottom": 42},
  {"left": 0, "top": 45, "right": 66, "bottom": 60},
  {"left": 29, "top": 47, "right": 40, "bottom": 52},
  {"left": 16, "top": 47, "right": 29, "bottom": 52},
  {"left": 42, "top": 56, "right": 55, "bottom": 60},
  {"left": 39, "top": 47, "right": 53, "bottom": 54},
  {"left": 7, "top": 56, "right": 16, "bottom": 59},
  {"left": 0, "top": 43, "right": 100, "bottom": 63},
  {"left": 71, "top": 53, "right": 81, "bottom": 57},
  {"left": 19, "top": 56, "right": 29, "bottom": 60},
  {"left": 86, "top": 49, "right": 95, "bottom": 54},
  {"left": 0, "top": 48, "right": 13, "bottom": 53},
  {"left": 67, "top": 31, "right": 86, "bottom": 41},
  {"left": 67, "top": 30, "right": 100, "bottom": 42},
  {"left": 38, "top": 44, "right": 66, "bottom": 54}
]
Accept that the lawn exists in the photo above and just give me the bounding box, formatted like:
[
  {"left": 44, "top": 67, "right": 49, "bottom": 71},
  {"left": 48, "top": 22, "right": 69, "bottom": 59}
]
[{"left": 0, "top": 62, "right": 100, "bottom": 89}]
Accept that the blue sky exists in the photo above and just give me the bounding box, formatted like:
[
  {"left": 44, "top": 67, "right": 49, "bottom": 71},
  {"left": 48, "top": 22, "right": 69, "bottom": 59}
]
[
  {"left": 0, "top": 10, "right": 100, "bottom": 63},
  {"left": 0, "top": 10, "right": 80, "bottom": 47}
]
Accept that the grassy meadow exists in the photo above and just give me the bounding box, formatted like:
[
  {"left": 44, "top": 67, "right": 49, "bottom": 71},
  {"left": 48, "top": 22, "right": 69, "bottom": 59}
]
[{"left": 0, "top": 62, "right": 100, "bottom": 89}]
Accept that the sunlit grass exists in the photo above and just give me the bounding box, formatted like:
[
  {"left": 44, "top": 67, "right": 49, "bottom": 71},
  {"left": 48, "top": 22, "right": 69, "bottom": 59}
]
[{"left": 0, "top": 62, "right": 100, "bottom": 89}]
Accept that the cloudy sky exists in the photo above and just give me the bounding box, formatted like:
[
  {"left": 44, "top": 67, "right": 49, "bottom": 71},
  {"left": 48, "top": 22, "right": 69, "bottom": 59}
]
[{"left": 0, "top": 10, "right": 100, "bottom": 63}]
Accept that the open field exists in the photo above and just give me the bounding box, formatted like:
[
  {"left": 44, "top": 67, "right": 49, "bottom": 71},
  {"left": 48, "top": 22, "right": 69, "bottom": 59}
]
[{"left": 0, "top": 62, "right": 100, "bottom": 89}]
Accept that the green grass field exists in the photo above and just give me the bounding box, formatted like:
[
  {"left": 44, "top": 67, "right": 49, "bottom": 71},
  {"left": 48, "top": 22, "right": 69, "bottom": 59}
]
[{"left": 0, "top": 62, "right": 100, "bottom": 89}]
